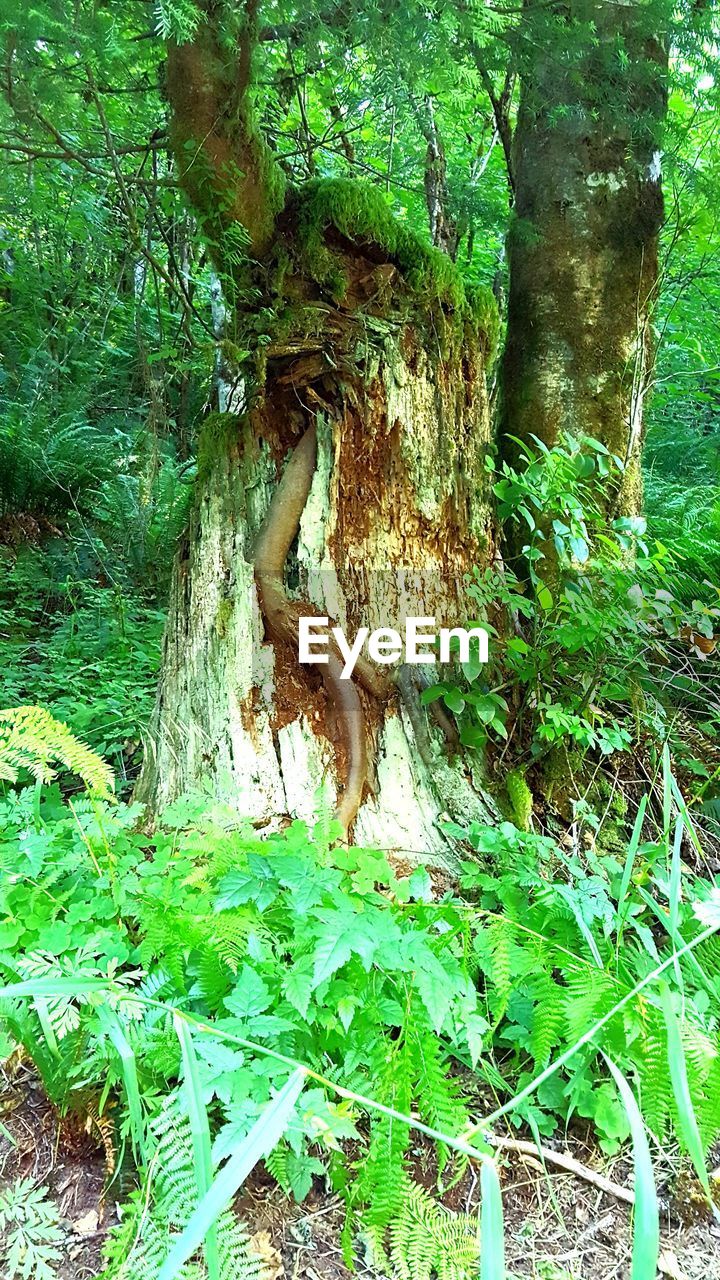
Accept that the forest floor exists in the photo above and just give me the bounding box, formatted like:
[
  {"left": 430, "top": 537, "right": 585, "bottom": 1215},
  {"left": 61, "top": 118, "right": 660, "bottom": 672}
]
[{"left": 1, "top": 1063, "right": 718, "bottom": 1280}]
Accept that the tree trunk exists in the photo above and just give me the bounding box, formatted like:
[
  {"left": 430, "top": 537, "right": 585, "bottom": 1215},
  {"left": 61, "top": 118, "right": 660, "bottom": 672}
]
[
  {"left": 136, "top": 252, "right": 497, "bottom": 855},
  {"left": 500, "top": 1, "right": 668, "bottom": 515},
  {"left": 137, "top": 11, "right": 500, "bottom": 858},
  {"left": 418, "top": 97, "right": 459, "bottom": 260}
]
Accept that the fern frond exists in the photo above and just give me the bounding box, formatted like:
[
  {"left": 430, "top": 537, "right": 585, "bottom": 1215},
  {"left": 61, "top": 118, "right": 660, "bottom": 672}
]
[
  {"left": 356, "top": 1040, "right": 412, "bottom": 1254},
  {"left": 638, "top": 1020, "right": 673, "bottom": 1138},
  {"left": 482, "top": 920, "right": 513, "bottom": 1024},
  {"left": 562, "top": 969, "right": 617, "bottom": 1044},
  {"left": 389, "top": 1183, "right": 479, "bottom": 1280},
  {"left": 265, "top": 1142, "right": 291, "bottom": 1193},
  {"left": 0, "top": 705, "right": 113, "bottom": 796},
  {"left": 526, "top": 969, "right": 565, "bottom": 1068},
  {"left": 103, "top": 1091, "right": 263, "bottom": 1280},
  {"left": 408, "top": 1018, "right": 467, "bottom": 1177}
]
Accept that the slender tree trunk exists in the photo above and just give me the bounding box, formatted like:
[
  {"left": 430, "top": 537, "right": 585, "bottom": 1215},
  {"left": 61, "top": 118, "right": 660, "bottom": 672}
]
[
  {"left": 418, "top": 97, "right": 459, "bottom": 259},
  {"left": 500, "top": 0, "right": 668, "bottom": 515},
  {"left": 136, "top": 7, "right": 499, "bottom": 858}
]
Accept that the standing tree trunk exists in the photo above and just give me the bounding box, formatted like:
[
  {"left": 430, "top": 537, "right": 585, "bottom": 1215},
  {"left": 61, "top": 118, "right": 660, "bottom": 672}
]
[
  {"left": 136, "top": 5, "right": 499, "bottom": 858},
  {"left": 418, "top": 97, "right": 459, "bottom": 260},
  {"left": 500, "top": 0, "right": 668, "bottom": 515}
]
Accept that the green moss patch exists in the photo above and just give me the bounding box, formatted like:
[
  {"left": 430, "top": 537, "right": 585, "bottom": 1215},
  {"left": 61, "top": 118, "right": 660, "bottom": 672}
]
[
  {"left": 196, "top": 412, "right": 241, "bottom": 480},
  {"left": 286, "top": 178, "right": 499, "bottom": 353}
]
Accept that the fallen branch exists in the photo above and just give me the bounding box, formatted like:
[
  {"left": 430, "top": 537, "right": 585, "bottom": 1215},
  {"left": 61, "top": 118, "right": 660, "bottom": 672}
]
[{"left": 486, "top": 1135, "right": 635, "bottom": 1205}]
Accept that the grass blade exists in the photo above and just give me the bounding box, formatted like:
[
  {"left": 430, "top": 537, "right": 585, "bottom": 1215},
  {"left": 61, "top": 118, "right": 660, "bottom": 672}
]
[
  {"left": 670, "top": 773, "right": 703, "bottom": 859},
  {"left": 669, "top": 818, "right": 684, "bottom": 990},
  {"left": 668, "top": 818, "right": 683, "bottom": 940},
  {"left": 0, "top": 978, "right": 110, "bottom": 999},
  {"left": 603, "top": 1055, "right": 659, "bottom": 1280},
  {"left": 616, "top": 794, "right": 648, "bottom": 947},
  {"left": 157, "top": 1064, "right": 305, "bottom": 1280},
  {"left": 479, "top": 1157, "right": 505, "bottom": 1280},
  {"left": 527, "top": 1113, "right": 564, "bottom": 1225},
  {"left": 636, "top": 887, "right": 713, "bottom": 999},
  {"left": 102, "top": 1011, "right": 145, "bottom": 1161},
  {"left": 659, "top": 983, "right": 714, "bottom": 1208},
  {"left": 662, "top": 742, "right": 672, "bottom": 843},
  {"left": 33, "top": 997, "right": 59, "bottom": 1059},
  {"left": 0, "top": 1119, "right": 16, "bottom": 1147},
  {"left": 174, "top": 1014, "right": 220, "bottom": 1280}
]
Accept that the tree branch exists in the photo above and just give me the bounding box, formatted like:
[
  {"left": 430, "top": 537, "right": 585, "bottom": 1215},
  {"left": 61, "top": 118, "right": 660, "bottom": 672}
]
[
  {"left": 475, "top": 61, "right": 516, "bottom": 198},
  {"left": 166, "top": 0, "right": 285, "bottom": 260}
]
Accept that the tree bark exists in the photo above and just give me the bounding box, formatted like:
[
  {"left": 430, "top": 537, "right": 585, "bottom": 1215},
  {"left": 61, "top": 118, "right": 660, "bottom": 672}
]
[
  {"left": 500, "top": 0, "right": 668, "bottom": 516},
  {"left": 418, "top": 98, "right": 459, "bottom": 260},
  {"left": 137, "top": 7, "right": 499, "bottom": 858}
]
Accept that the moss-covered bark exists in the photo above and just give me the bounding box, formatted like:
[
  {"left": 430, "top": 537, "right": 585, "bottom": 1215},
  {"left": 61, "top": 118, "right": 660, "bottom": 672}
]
[
  {"left": 139, "top": 6, "right": 499, "bottom": 853},
  {"left": 500, "top": 1, "right": 668, "bottom": 517},
  {"left": 136, "top": 224, "right": 497, "bottom": 850}
]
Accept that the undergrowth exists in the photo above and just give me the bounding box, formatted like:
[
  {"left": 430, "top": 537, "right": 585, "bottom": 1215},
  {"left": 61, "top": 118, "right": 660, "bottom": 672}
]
[
  {"left": 0, "top": 437, "right": 718, "bottom": 1278},
  {"left": 0, "top": 551, "right": 163, "bottom": 790},
  {"left": 424, "top": 432, "right": 720, "bottom": 831},
  {"left": 0, "top": 726, "right": 718, "bottom": 1276}
]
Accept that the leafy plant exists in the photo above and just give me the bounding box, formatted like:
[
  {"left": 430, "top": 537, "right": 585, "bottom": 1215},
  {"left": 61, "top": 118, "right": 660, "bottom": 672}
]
[
  {"left": 0, "top": 554, "right": 165, "bottom": 786},
  {"left": 0, "top": 705, "right": 114, "bottom": 796},
  {"left": 100, "top": 1089, "right": 266, "bottom": 1280},
  {"left": 0, "top": 1180, "right": 65, "bottom": 1280},
  {"left": 0, "top": 735, "right": 717, "bottom": 1280},
  {"left": 425, "top": 433, "right": 719, "bottom": 785},
  {"left": 388, "top": 1182, "right": 479, "bottom": 1280}
]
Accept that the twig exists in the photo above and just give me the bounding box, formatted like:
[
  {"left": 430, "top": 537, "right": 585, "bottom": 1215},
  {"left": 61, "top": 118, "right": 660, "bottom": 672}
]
[{"left": 486, "top": 1134, "right": 635, "bottom": 1205}]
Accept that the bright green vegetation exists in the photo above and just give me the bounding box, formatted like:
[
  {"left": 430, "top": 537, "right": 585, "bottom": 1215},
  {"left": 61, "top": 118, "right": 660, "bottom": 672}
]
[
  {"left": 293, "top": 177, "right": 452, "bottom": 295},
  {"left": 0, "top": 718, "right": 718, "bottom": 1277},
  {"left": 0, "top": 556, "right": 164, "bottom": 788},
  {"left": 0, "top": 1178, "right": 65, "bottom": 1280},
  {"left": 426, "top": 433, "right": 720, "bottom": 815},
  {"left": 1, "top": 0, "right": 720, "bottom": 1278}
]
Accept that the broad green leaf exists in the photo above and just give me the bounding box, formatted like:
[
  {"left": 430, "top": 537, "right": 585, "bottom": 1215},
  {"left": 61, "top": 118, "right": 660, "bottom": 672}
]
[
  {"left": 311, "top": 933, "right": 353, "bottom": 988},
  {"left": 224, "top": 965, "right": 272, "bottom": 1019}
]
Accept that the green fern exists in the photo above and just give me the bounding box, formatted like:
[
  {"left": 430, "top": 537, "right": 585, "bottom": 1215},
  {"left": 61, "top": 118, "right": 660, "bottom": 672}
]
[
  {"left": 100, "top": 1093, "right": 264, "bottom": 1280},
  {"left": 0, "top": 1178, "right": 65, "bottom": 1280},
  {"left": 478, "top": 920, "right": 513, "bottom": 1025},
  {"left": 264, "top": 1142, "right": 291, "bottom": 1194},
  {"left": 526, "top": 969, "right": 565, "bottom": 1068},
  {"left": 389, "top": 1183, "right": 479, "bottom": 1280},
  {"left": 638, "top": 1022, "right": 674, "bottom": 1138},
  {"left": 408, "top": 1018, "right": 467, "bottom": 1178},
  {"left": 561, "top": 968, "right": 617, "bottom": 1045},
  {"left": 0, "top": 705, "right": 113, "bottom": 797},
  {"left": 355, "top": 1041, "right": 413, "bottom": 1266}
]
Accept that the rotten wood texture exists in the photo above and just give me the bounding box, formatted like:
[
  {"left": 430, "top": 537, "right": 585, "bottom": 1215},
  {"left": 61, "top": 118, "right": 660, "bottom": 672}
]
[
  {"left": 253, "top": 422, "right": 369, "bottom": 834},
  {"left": 136, "top": 254, "right": 496, "bottom": 853}
]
